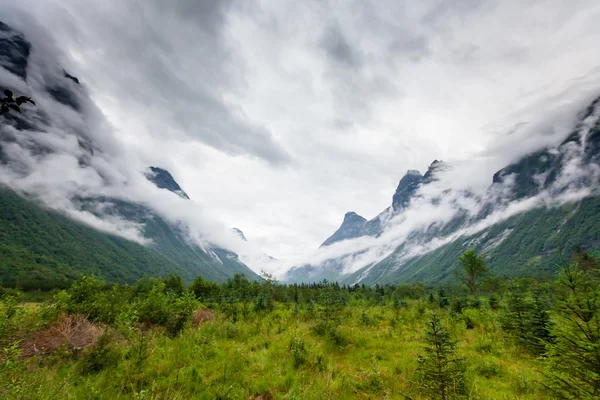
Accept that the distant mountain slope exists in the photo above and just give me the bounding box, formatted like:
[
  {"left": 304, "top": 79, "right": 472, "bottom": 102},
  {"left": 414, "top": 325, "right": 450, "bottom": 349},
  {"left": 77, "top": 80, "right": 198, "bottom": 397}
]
[
  {"left": 0, "top": 186, "right": 259, "bottom": 289},
  {"left": 286, "top": 95, "right": 600, "bottom": 285}
]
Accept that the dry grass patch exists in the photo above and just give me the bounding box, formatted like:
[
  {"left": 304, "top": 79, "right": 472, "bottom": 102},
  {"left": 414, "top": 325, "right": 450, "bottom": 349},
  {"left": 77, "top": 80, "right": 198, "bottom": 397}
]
[
  {"left": 20, "top": 314, "right": 102, "bottom": 358},
  {"left": 191, "top": 309, "right": 215, "bottom": 327}
]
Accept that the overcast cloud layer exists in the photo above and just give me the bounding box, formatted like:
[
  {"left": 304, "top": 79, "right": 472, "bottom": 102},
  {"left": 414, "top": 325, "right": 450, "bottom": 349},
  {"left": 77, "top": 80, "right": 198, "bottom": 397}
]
[{"left": 3, "top": 0, "right": 600, "bottom": 275}]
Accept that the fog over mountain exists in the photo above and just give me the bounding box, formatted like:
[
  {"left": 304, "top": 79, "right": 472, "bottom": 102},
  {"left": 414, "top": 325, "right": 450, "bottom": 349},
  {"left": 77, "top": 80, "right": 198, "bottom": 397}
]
[
  {"left": 1, "top": 1, "right": 600, "bottom": 278},
  {"left": 0, "top": 12, "right": 268, "bottom": 276}
]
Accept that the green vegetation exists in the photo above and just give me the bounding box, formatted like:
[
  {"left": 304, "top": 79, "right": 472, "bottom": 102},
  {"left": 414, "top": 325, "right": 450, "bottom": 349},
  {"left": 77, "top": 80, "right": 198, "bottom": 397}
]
[
  {"left": 0, "top": 88, "right": 35, "bottom": 116},
  {"left": 455, "top": 249, "right": 488, "bottom": 294},
  {"left": 1, "top": 250, "right": 599, "bottom": 399}
]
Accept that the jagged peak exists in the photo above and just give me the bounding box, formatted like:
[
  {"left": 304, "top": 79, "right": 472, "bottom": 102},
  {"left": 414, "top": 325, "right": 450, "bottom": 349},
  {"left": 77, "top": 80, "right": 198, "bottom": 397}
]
[
  {"left": 428, "top": 159, "right": 441, "bottom": 168},
  {"left": 343, "top": 211, "right": 366, "bottom": 222},
  {"left": 144, "top": 166, "right": 190, "bottom": 199},
  {"left": 423, "top": 159, "right": 446, "bottom": 182},
  {"left": 320, "top": 211, "right": 368, "bottom": 247},
  {"left": 232, "top": 227, "right": 247, "bottom": 241}
]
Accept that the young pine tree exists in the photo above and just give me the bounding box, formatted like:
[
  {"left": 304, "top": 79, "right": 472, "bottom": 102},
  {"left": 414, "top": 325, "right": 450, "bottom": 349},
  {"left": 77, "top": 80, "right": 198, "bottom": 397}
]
[
  {"left": 416, "top": 313, "right": 465, "bottom": 399},
  {"left": 437, "top": 288, "right": 450, "bottom": 309},
  {"left": 455, "top": 249, "right": 488, "bottom": 294},
  {"left": 544, "top": 259, "right": 600, "bottom": 398},
  {"left": 526, "top": 289, "right": 553, "bottom": 355},
  {"left": 501, "top": 282, "right": 532, "bottom": 346}
]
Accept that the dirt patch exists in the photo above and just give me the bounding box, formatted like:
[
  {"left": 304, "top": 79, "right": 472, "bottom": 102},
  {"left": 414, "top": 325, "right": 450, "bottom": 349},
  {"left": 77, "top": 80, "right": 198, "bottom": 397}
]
[
  {"left": 20, "top": 314, "right": 102, "bottom": 358},
  {"left": 191, "top": 309, "right": 215, "bottom": 327}
]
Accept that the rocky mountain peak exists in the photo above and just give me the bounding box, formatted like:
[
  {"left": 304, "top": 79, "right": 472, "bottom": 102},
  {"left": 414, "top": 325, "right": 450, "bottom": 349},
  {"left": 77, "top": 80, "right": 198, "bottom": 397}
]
[
  {"left": 343, "top": 211, "right": 367, "bottom": 224},
  {"left": 144, "top": 167, "right": 190, "bottom": 199},
  {"left": 233, "top": 228, "right": 247, "bottom": 241},
  {"left": 392, "top": 169, "right": 423, "bottom": 210},
  {"left": 321, "top": 211, "right": 367, "bottom": 247}
]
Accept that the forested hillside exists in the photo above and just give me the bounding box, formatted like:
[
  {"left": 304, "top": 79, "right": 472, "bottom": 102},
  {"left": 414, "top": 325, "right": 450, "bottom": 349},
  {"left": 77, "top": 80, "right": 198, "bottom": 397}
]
[{"left": 0, "top": 188, "right": 258, "bottom": 289}]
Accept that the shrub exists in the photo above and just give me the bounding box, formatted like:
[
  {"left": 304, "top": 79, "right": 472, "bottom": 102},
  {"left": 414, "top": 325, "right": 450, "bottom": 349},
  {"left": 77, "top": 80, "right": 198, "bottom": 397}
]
[
  {"left": 451, "top": 297, "right": 467, "bottom": 315},
  {"left": 135, "top": 285, "right": 198, "bottom": 337},
  {"left": 463, "top": 315, "right": 475, "bottom": 330},
  {"left": 475, "top": 358, "right": 501, "bottom": 378},
  {"left": 364, "top": 367, "right": 384, "bottom": 393},
  {"left": 77, "top": 331, "right": 120, "bottom": 374},
  {"left": 437, "top": 288, "right": 450, "bottom": 308},
  {"left": 289, "top": 336, "right": 308, "bottom": 368},
  {"left": 311, "top": 321, "right": 346, "bottom": 347},
  {"left": 360, "top": 309, "right": 371, "bottom": 326},
  {"left": 189, "top": 276, "right": 220, "bottom": 302}
]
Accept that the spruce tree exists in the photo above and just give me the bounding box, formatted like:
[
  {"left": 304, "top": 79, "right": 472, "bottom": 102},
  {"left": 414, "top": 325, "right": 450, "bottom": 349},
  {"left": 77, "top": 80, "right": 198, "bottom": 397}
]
[
  {"left": 501, "top": 282, "right": 532, "bottom": 346},
  {"left": 544, "top": 259, "right": 600, "bottom": 398},
  {"left": 416, "top": 313, "right": 465, "bottom": 399},
  {"left": 526, "top": 289, "right": 553, "bottom": 355},
  {"left": 437, "top": 288, "right": 450, "bottom": 308}
]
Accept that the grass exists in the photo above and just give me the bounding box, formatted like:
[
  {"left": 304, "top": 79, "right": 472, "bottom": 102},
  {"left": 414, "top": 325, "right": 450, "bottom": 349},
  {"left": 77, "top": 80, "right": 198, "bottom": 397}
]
[{"left": 1, "top": 301, "right": 545, "bottom": 399}]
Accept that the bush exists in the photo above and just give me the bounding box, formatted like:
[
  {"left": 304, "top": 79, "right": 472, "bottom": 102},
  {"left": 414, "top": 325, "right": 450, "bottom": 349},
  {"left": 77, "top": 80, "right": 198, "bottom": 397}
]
[
  {"left": 311, "top": 321, "right": 347, "bottom": 347},
  {"left": 289, "top": 336, "right": 308, "bottom": 368},
  {"left": 77, "top": 331, "right": 120, "bottom": 374},
  {"left": 463, "top": 315, "right": 476, "bottom": 330},
  {"left": 475, "top": 358, "right": 502, "bottom": 378},
  {"left": 135, "top": 285, "right": 198, "bottom": 337}
]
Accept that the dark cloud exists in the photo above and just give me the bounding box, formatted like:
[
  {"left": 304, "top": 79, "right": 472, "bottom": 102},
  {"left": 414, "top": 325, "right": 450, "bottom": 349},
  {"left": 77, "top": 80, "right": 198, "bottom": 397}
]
[
  {"left": 421, "top": 0, "right": 494, "bottom": 29},
  {"left": 152, "top": 0, "right": 234, "bottom": 31},
  {"left": 34, "top": 0, "right": 290, "bottom": 165},
  {"left": 320, "top": 23, "right": 362, "bottom": 68},
  {"left": 388, "top": 35, "right": 430, "bottom": 62}
]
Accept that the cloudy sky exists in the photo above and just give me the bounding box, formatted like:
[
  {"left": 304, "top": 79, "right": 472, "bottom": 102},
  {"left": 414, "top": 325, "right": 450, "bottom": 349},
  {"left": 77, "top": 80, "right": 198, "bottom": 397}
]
[{"left": 5, "top": 0, "right": 600, "bottom": 267}]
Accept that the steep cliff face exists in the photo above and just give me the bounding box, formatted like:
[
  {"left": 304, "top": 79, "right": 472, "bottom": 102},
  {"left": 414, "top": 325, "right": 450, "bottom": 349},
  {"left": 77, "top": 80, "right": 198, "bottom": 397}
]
[
  {"left": 321, "top": 212, "right": 367, "bottom": 247},
  {"left": 392, "top": 170, "right": 423, "bottom": 210}
]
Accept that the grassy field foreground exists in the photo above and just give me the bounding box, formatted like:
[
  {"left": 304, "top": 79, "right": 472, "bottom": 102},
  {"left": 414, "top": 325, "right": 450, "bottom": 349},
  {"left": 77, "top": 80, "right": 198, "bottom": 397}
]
[{"left": 0, "top": 295, "right": 543, "bottom": 399}]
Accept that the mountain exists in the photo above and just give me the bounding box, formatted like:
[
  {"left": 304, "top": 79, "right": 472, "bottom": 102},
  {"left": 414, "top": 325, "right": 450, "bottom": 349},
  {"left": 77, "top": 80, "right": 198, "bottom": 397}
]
[
  {"left": 321, "top": 212, "right": 367, "bottom": 247},
  {"left": 144, "top": 167, "right": 190, "bottom": 199},
  {"left": 233, "top": 228, "right": 247, "bottom": 241},
  {"left": 286, "top": 97, "right": 600, "bottom": 285},
  {"left": 0, "top": 20, "right": 259, "bottom": 288},
  {"left": 138, "top": 166, "right": 259, "bottom": 282}
]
